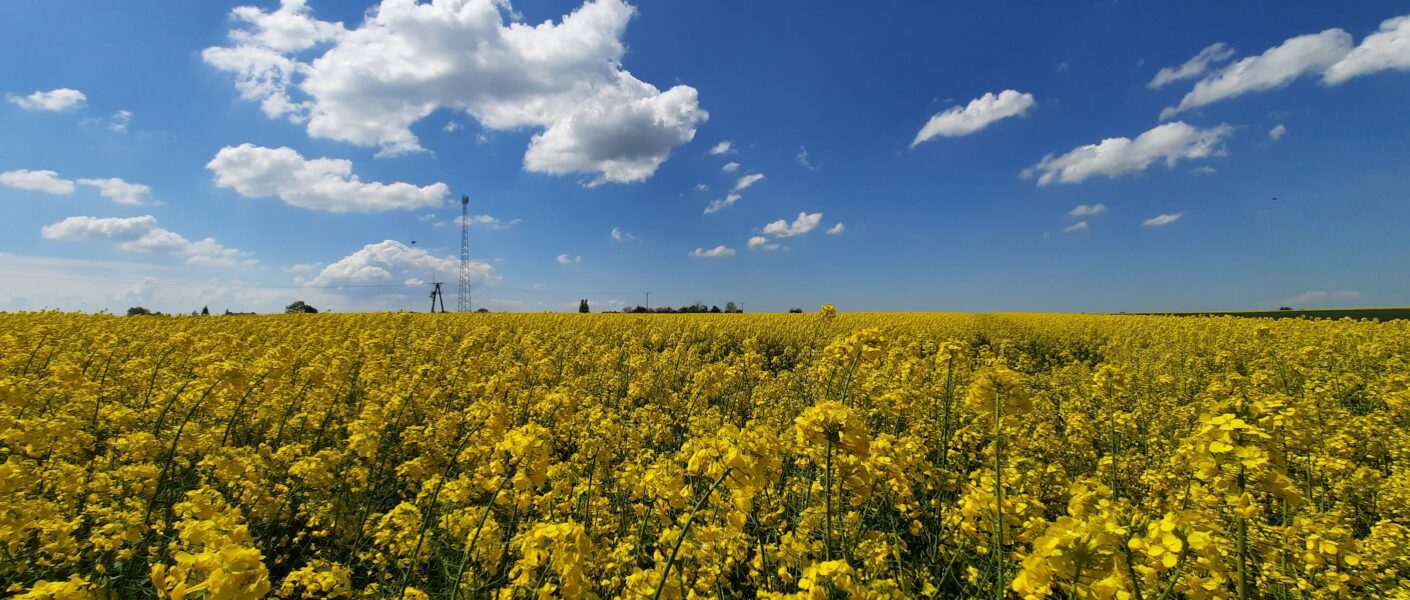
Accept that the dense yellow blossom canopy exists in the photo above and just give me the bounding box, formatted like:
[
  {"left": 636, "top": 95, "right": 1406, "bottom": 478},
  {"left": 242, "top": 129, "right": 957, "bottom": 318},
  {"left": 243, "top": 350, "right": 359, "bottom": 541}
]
[{"left": 2, "top": 310, "right": 1408, "bottom": 598}]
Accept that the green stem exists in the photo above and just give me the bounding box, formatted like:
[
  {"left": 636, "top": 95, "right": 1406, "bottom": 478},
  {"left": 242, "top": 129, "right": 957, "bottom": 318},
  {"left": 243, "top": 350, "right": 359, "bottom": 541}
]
[
  {"left": 652, "top": 468, "right": 731, "bottom": 600},
  {"left": 994, "top": 387, "right": 1006, "bottom": 600},
  {"left": 1236, "top": 515, "right": 1249, "bottom": 600},
  {"left": 450, "top": 454, "right": 524, "bottom": 600},
  {"left": 825, "top": 439, "right": 835, "bottom": 561}
]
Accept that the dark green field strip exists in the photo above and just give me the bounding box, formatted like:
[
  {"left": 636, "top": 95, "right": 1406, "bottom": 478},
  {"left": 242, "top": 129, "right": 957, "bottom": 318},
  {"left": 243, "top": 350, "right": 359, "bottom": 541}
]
[{"left": 1135, "top": 308, "right": 1410, "bottom": 321}]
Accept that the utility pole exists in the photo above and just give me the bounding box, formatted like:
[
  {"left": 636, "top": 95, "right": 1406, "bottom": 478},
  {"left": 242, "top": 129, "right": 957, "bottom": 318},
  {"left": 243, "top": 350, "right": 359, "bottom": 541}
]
[
  {"left": 644, "top": 291, "right": 651, "bottom": 312},
  {"left": 430, "top": 282, "right": 446, "bottom": 312},
  {"left": 458, "top": 195, "right": 472, "bottom": 312}
]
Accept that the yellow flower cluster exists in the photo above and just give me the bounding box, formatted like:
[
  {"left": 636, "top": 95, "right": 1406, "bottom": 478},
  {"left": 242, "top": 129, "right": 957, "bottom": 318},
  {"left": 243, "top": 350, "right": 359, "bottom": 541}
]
[{"left": 2, "top": 309, "right": 1409, "bottom": 598}]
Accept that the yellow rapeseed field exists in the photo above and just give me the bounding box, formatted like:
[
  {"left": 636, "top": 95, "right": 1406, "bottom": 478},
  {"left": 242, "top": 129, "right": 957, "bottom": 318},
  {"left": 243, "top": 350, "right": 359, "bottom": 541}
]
[{"left": 2, "top": 308, "right": 1408, "bottom": 599}]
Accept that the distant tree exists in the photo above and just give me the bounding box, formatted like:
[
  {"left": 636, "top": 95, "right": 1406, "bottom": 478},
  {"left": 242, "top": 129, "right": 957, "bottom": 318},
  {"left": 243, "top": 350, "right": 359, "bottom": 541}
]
[
  {"left": 710, "top": 305, "right": 722, "bottom": 313},
  {"left": 201, "top": 306, "right": 210, "bottom": 316},
  {"left": 725, "top": 301, "right": 738, "bottom": 313},
  {"left": 788, "top": 308, "right": 804, "bottom": 313},
  {"left": 1279, "top": 306, "right": 1293, "bottom": 311},
  {"left": 127, "top": 306, "right": 153, "bottom": 316},
  {"left": 579, "top": 299, "right": 590, "bottom": 313},
  {"left": 476, "top": 308, "right": 489, "bottom": 313},
  {"left": 285, "top": 300, "right": 318, "bottom": 314}
]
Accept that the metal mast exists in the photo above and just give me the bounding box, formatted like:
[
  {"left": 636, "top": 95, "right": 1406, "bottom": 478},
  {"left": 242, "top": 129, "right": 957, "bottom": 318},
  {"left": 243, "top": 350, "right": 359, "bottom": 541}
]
[{"left": 458, "top": 195, "right": 472, "bottom": 312}]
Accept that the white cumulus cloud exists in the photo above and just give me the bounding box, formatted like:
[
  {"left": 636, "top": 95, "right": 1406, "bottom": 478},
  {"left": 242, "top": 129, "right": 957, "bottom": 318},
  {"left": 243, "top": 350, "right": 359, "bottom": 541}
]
[
  {"left": 1142, "top": 212, "right": 1183, "bottom": 227},
  {"left": 41, "top": 215, "right": 254, "bottom": 267},
  {"left": 704, "top": 192, "right": 741, "bottom": 215},
  {"left": 1268, "top": 124, "right": 1287, "bottom": 141},
  {"left": 689, "top": 245, "right": 735, "bottom": 258},
  {"left": 204, "top": 0, "right": 706, "bottom": 184},
  {"left": 1160, "top": 29, "right": 1353, "bottom": 119},
  {"left": 108, "top": 110, "right": 133, "bottom": 132},
  {"left": 77, "top": 178, "right": 154, "bottom": 205},
  {"left": 825, "top": 222, "right": 844, "bottom": 235},
  {"left": 611, "top": 227, "right": 635, "bottom": 242},
  {"left": 1325, "top": 15, "right": 1410, "bottom": 84},
  {"left": 1148, "top": 42, "right": 1236, "bottom": 88},
  {"left": 556, "top": 254, "right": 581, "bottom": 265},
  {"left": 207, "top": 143, "right": 447, "bottom": 213},
  {"left": 7, "top": 88, "right": 86, "bottom": 111},
  {"left": 722, "top": 161, "right": 739, "bottom": 173},
  {"left": 307, "top": 240, "right": 492, "bottom": 287},
  {"left": 1024, "top": 122, "right": 1231, "bottom": 186},
  {"left": 747, "top": 236, "right": 785, "bottom": 252},
  {"left": 709, "top": 141, "right": 733, "bottom": 155},
  {"left": 733, "top": 173, "right": 765, "bottom": 192},
  {"left": 911, "top": 90, "right": 1035, "bottom": 147},
  {"left": 1063, "top": 221, "right": 1089, "bottom": 233},
  {"left": 0, "top": 169, "right": 75, "bottom": 194},
  {"left": 457, "top": 214, "right": 520, "bottom": 229},
  {"left": 762, "top": 212, "right": 823, "bottom": 238},
  {"left": 1068, "top": 203, "right": 1108, "bottom": 217}
]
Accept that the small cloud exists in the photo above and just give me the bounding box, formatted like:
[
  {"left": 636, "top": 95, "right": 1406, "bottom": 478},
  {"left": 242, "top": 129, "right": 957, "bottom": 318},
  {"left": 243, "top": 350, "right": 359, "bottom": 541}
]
[
  {"left": 1148, "top": 42, "right": 1236, "bottom": 88},
  {"left": 7, "top": 88, "right": 86, "bottom": 111},
  {"left": 1191, "top": 166, "right": 1218, "bottom": 175},
  {"left": 761, "top": 212, "right": 823, "bottom": 238},
  {"left": 611, "top": 227, "right": 635, "bottom": 242},
  {"left": 77, "top": 177, "right": 154, "bottom": 205},
  {"left": 418, "top": 213, "right": 438, "bottom": 222},
  {"left": 1142, "top": 212, "right": 1183, "bottom": 227},
  {"left": 287, "top": 262, "right": 322, "bottom": 273},
  {"left": 1024, "top": 122, "right": 1232, "bottom": 186},
  {"left": 704, "top": 192, "right": 741, "bottom": 214},
  {"left": 0, "top": 169, "right": 76, "bottom": 194},
  {"left": 1063, "top": 221, "right": 1089, "bottom": 233},
  {"left": 825, "top": 222, "right": 845, "bottom": 235},
  {"left": 556, "top": 253, "right": 581, "bottom": 265},
  {"left": 108, "top": 110, "right": 133, "bottom": 132},
  {"left": 1057, "top": 61, "right": 1071, "bottom": 72},
  {"left": 1068, "top": 203, "right": 1107, "bottom": 217},
  {"left": 694, "top": 183, "right": 709, "bottom": 192},
  {"left": 912, "top": 89, "right": 1036, "bottom": 146},
  {"left": 1268, "top": 124, "right": 1287, "bottom": 141},
  {"left": 708, "top": 141, "right": 734, "bottom": 155},
  {"left": 722, "top": 162, "right": 740, "bottom": 173},
  {"left": 747, "top": 235, "right": 786, "bottom": 251},
  {"left": 796, "top": 146, "right": 818, "bottom": 171},
  {"left": 443, "top": 121, "right": 462, "bottom": 133},
  {"left": 733, "top": 173, "right": 765, "bottom": 192},
  {"left": 456, "top": 214, "right": 520, "bottom": 229},
  {"left": 689, "top": 245, "right": 735, "bottom": 258}
]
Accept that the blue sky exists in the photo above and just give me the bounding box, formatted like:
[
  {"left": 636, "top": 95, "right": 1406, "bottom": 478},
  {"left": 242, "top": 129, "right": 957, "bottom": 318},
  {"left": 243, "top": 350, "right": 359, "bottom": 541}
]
[{"left": 2, "top": 1, "right": 1408, "bottom": 313}]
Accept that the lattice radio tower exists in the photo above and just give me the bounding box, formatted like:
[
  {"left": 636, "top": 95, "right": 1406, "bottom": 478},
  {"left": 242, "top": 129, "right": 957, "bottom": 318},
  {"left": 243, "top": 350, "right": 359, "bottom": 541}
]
[{"left": 457, "top": 195, "right": 472, "bottom": 312}]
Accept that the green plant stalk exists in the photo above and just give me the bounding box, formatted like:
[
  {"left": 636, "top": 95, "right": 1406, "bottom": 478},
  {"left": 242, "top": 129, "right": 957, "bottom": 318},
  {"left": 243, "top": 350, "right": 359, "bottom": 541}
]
[
  {"left": 450, "top": 454, "right": 524, "bottom": 600},
  {"left": 939, "top": 355, "right": 957, "bottom": 466},
  {"left": 825, "top": 439, "right": 835, "bottom": 561},
  {"left": 652, "top": 468, "right": 732, "bottom": 600},
  {"left": 397, "top": 425, "right": 478, "bottom": 597},
  {"left": 1235, "top": 456, "right": 1250, "bottom": 600},
  {"left": 993, "top": 387, "right": 1005, "bottom": 600},
  {"left": 1236, "top": 514, "right": 1249, "bottom": 600}
]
